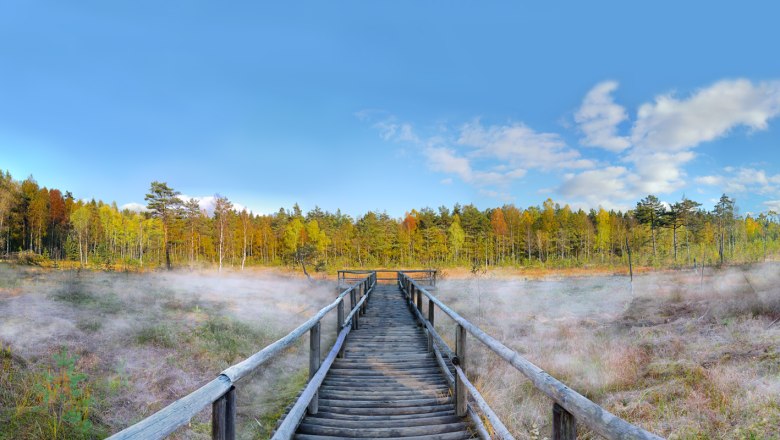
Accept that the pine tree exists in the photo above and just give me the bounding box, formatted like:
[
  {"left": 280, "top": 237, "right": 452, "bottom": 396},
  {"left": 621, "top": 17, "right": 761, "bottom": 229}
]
[{"left": 145, "top": 181, "right": 182, "bottom": 270}]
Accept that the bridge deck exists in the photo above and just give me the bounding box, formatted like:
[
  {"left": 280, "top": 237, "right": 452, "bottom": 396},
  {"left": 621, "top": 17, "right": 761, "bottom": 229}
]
[{"left": 294, "top": 283, "right": 475, "bottom": 439}]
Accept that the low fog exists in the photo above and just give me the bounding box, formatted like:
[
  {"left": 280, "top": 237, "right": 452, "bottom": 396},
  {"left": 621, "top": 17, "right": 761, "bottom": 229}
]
[
  {"left": 2, "top": 264, "right": 778, "bottom": 439},
  {"left": 432, "top": 263, "right": 780, "bottom": 438},
  {"left": 0, "top": 266, "right": 339, "bottom": 438}
]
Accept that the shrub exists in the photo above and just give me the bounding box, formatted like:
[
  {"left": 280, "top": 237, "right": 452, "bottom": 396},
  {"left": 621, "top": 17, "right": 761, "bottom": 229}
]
[{"left": 0, "top": 345, "right": 105, "bottom": 439}]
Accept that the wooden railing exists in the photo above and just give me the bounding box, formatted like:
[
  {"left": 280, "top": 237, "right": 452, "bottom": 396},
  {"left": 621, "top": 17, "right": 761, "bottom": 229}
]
[
  {"left": 107, "top": 272, "right": 376, "bottom": 440},
  {"left": 338, "top": 268, "right": 436, "bottom": 288},
  {"left": 397, "top": 272, "right": 664, "bottom": 440}
]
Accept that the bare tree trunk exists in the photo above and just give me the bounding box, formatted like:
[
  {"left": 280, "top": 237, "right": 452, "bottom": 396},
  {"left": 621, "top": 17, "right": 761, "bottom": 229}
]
[
  {"left": 218, "top": 222, "right": 224, "bottom": 272},
  {"left": 241, "top": 220, "right": 247, "bottom": 271}
]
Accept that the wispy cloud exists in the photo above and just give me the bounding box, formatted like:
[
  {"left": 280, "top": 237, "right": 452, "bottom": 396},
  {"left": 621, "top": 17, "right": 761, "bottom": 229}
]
[
  {"left": 575, "top": 81, "right": 630, "bottom": 152},
  {"left": 457, "top": 120, "right": 593, "bottom": 170},
  {"left": 562, "top": 78, "right": 780, "bottom": 209},
  {"left": 363, "top": 78, "right": 780, "bottom": 210},
  {"left": 764, "top": 200, "right": 780, "bottom": 212},
  {"left": 631, "top": 79, "right": 780, "bottom": 151},
  {"left": 696, "top": 166, "right": 780, "bottom": 195}
]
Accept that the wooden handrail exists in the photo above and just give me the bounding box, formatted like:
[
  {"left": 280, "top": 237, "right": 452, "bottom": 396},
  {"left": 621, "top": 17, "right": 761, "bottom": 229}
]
[
  {"left": 272, "top": 278, "right": 376, "bottom": 438},
  {"left": 398, "top": 273, "right": 663, "bottom": 440},
  {"left": 108, "top": 273, "right": 376, "bottom": 440},
  {"left": 339, "top": 269, "right": 436, "bottom": 287}
]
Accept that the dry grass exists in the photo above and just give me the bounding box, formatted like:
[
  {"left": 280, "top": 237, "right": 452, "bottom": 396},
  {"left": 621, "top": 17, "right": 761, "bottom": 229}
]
[
  {"left": 0, "top": 264, "right": 339, "bottom": 439},
  {"left": 433, "top": 263, "right": 780, "bottom": 439}
]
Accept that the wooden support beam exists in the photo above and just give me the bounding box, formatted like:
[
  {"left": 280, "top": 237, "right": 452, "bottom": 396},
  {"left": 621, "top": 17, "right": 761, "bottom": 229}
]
[
  {"left": 350, "top": 289, "right": 357, "bottom": 330},
  {"left": 309, "top": 322, "right": 321, "bottom": 414},
  {"left": 553, "top": 403, "right": 576, "bottom": 440},
  {"left": 212, "top": 386, "right": 235, "bottom": 440},
  {"left": 455, "top": 323, "right": 467, "bottom": 417},
  {"left": 427, "top": 300, "right": 435, "bottom": 352},
  {"left": 337, "top": 298, "right": 345, "bottom": 358},
  {"left": 416, "top": 286, "right": 422, "bottom": 315}
]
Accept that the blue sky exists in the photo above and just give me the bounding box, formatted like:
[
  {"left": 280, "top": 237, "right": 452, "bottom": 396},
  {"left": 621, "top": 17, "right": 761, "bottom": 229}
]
[{"left": 1, "top": 1, "right": 779, "bottom": 217}]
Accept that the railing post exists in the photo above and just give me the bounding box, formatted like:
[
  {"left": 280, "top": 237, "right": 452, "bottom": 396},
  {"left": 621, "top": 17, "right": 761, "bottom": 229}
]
[
  {"left": 416, "top": 286, "right": 422, "bottom": 315},
  {"left": 212, "top": 386, "right": 235, "bottom": 440},
  {"left": 350, "top": 288, "right": 358, "bottom": 330},
  {"left": 308, "top": 322, "right": 321, "bottom": 414},
  {"left": 553, "top": 403, "right": 576, "bottom": 440},
  {"left": 427, "top": 300, "right": 435, "bottom": 352},
  {"left": 337, "top": 297, "right": 345, "bottom": 358},
  {"left": 361, "top": 278, "right": 368, "bottom": 315},
  {"left": 455, "top": 324, "right": 467, "bottom": 417}
]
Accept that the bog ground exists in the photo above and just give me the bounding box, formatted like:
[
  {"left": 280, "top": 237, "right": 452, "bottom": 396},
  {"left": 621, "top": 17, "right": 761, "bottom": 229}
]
[{"left": 1, "top": 264, "right": 779, "bottom": 439}]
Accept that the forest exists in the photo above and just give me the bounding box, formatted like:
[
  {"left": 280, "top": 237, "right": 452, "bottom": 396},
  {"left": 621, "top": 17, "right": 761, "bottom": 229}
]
[{"left": 0, "top": 170, "right": 778, "bottom": 272}]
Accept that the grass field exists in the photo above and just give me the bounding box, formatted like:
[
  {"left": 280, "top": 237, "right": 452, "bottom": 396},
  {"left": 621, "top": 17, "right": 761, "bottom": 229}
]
[
  {"left": 433, "top": 263, "right": 780, "bottom": 439},
  {"left": 1, "top": 263, "right": 778, "bottom": 439},
  {"left": 0, "top": 265, "right": 338, "bottom": 439}
]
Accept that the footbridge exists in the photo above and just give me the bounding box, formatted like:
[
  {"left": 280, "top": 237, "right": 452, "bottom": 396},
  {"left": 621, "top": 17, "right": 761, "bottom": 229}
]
[{"left": 108, "top": 270, "right": 662, "bottom": 440}]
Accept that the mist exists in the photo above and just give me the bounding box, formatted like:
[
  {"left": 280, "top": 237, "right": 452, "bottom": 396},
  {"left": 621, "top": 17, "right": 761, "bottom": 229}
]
[
  {"left": 431, "top": 263, "right": 780, "bottom": 439},
  {"left": 0, "top": 265, "right": 339, "bottom": 438}
]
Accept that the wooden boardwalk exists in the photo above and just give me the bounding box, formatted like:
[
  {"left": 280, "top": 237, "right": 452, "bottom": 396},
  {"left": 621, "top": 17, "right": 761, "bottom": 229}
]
[
  {"left": 295, "top": 283, "right": 474, "bottom": 439},
  {"left": 108, "top": 270, "right": 663, "bottom": 440}
]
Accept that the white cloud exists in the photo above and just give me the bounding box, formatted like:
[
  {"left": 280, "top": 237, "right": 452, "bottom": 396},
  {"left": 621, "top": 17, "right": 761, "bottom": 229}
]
[
  {"left": 375, "top": 120, "right": 420, "bottom": 143},
  {"left": 764, "top": 200, "right": 780, "bottom": 212},
  {"left": 558, "top": 166, "right": 628, "bottom": 199},
  {"left": 575, "top": 81, "right": 630, "bottom": 152},
  {"left": 695, "top": 175, "right": 724, "bottom": 186},
  {"left": 627, "top": 150, "right": 695, "bottom": 195},
  {"left": 457, "top": 120, "right": 592, "bottom": 170},
  {"left": 561, "top": 78, "right": 780, "bottom": 210},
  {"left": 120, "top": 202, "right": 148, "bottom": 212},
  {"left": 631, "top": 79, "right": 780, "bottom": 151},
  {"left": 423, "top": 147, "right": 527, "bottom": 187},
  {"left": 695, "top": 166, "right": 780, "bottom": 195},
  {"left": 362, "top": 78, "right": 780, "bottom": 211},
  {"left": 558, "top": 166, "right": 634, "bottom": 210},
  {"left": 424, "top": 147, "right": 472, "bottom": 181}
]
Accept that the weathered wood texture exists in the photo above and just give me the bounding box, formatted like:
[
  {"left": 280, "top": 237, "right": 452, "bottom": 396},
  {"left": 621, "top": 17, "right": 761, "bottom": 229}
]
[
  {"left": 553, "top": 403, "right": 577, "bottom": 440},
  {"left": 399, "top": 274, "right": 664, "bottom": 440},
  {"left": 291, "top": 283, "right": 476, "bottom": 439}
]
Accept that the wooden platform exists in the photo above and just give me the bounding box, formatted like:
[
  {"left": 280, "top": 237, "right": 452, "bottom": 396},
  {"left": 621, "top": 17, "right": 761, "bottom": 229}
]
[{"left": 294, "top": 284, "right": 475, "bottom": 439}]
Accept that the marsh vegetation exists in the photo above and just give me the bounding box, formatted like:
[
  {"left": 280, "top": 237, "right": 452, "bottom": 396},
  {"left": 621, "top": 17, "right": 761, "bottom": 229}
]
[
  {"left": 433, "top": 264, "right": 780, "bottom": 439},
  {"left": 1, "top": 263, "right": 778, "bottom": 439},
  {"left": 0, "top": 265, "right": 337, "bottom": 439}
]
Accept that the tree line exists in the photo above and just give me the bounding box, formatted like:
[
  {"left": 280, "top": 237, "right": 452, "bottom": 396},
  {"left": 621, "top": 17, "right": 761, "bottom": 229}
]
[{"left": 1, "top": 170, "right": 778, "bottom": 271}]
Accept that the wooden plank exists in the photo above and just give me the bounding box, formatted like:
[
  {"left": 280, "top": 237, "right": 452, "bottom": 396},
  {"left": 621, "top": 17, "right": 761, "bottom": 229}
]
[{"left": 293, "top": 283, "right": 474, "bottom": 439}]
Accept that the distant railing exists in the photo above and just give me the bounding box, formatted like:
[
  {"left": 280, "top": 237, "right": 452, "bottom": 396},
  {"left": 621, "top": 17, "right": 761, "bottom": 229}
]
[
  {"left": 339, "top": 268, "right": 435, "bottom": 288},
  {"left": 107, "top": 273, "right": 377, "bottom": 440},
  {"left": 397, "top": 272, "right": 663, "bottom": 440}
]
